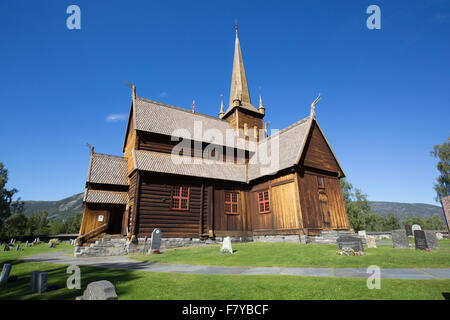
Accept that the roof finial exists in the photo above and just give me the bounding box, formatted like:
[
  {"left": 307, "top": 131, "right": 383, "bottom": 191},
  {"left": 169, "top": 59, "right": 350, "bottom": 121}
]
[
  {"left": 219, "top": 94, "right": 224, "bottom": 119},
  {"left": 234, "top": 19, "right": 238, "bottom": 38},
  {"left": 125, "top": 81, "right": 136, "bottom": 100},
  {"left": 86, "top": 143, "right": 94, "bottom": 155},
  {"left": 258, "top": 87, "right": 265, "bottom": 115},
  {"left": 191, "top": 99, "right": 196, "bottom": 113},
  {"left": 310, "top": 93, "right": 322, "bottom": 118}
]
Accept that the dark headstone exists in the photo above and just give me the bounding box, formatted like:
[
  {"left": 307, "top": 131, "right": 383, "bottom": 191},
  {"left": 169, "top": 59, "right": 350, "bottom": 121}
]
[
  {"left": 3, "top": 244, "right": 9, "bottom": 251},
  {"left": 37, "top": 272, "right": 47, "bottom": 294},
  {"left": 392, "top": 229, "right": 409, "bottom": 248},
  {"left": 405, "top": 224, "right": 413, "bottom": 237},
  {"left": 77, "top": 280, "right": 118, "bottom": 300},
  {"left": 414, "top": 230, "right": 428, "bottom": 250},
  {"left": 31, "top": 271, "right": 41, "bottom": 292},
  {"left": 150, "top": 228, "right": 162, "bottom": 253},
  {"left": 336, "top": 236, "right": 364, "bottom": 252},
  {"left": 0, "top": 264, "right": 12, "bottom": 285},
  {"left": 424, "top": 231, "right": 440, "bottom": 250}
]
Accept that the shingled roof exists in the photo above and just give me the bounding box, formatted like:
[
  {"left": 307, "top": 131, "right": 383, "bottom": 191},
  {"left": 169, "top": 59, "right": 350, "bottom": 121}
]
[
  {"left": 84, "top": 190, "right": 128, "bottom": 204},
  {"left": 133, "top": 149, "right": 248, "bottom": 182},
  {"left": 132, "top": 97, "right": 255, "bottom": 150},
  {"left": 86, "top": 152, "right": 128, "bottom": 186},
  {"left": 248, "top": 117, "right": 312, "bottom": 181}
]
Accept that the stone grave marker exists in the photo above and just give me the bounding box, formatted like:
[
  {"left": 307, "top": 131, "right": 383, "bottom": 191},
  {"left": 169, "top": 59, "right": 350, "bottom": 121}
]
[
  {"left": 405, "top": 224, "right": 413, "bottom": 237},
  {"left": 436, "top": 232, "right": 443, "bottom": 240},
  {"left": 15, "top": 244, "right": 20, "bottom": 251},
  {"left": 336, "top": 235, "right": 364, "bottom": 252},
  {"left": 412, "top": 224, "right": 421, "bottom": 233},
  {"left": 221, "top": 236, "right": 233, "bottom": 254},
  {"left": 37, "top": 272, "right": 47, "bottom": 294},
  {"left": 392, "top": 230, "right": 409, "bottom": 248},
  {"left": 76, "top": 280, "right": 118, "bottom": 300},
  {"left": 358, "top": 230, "right": 367, "bottom": 238},
  {"left": 414, "top": 230, "right": 428, "bottom": 250},
  {"left": 31, "top": 271, "right": 41, "bottom": 292},
  {"left": 0, "top": 264, "right": 12, "bottom": 285},
  {"left": 149, "top": 228, "right": 162, "bottom": 253},
  {"left": 424, "top": 231, "right": 439, "bottom": 250},
  {"left": 366, "top": 236, "right": 377, "bottom": 248}
]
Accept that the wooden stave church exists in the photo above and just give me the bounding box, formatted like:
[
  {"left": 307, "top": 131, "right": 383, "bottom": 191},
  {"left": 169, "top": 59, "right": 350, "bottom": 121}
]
[{"left": 77, "top": 28, "right": 350, "bottom": 246}]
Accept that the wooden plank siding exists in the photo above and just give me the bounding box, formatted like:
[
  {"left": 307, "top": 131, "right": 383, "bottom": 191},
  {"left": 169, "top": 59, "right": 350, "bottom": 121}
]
[
  {"left": 249, "top": 173, "right": 303, "bottom": 235},
  {"left": 136, "top": 173, "right": 202, "bottom": 238},
  {"left": 301, "top": 122, "right": 342, "bottom": 176},
  {"left": 297, "top": 170, "right": 349, "bottom": 233},
  {"left": 137, "top": 131, "right": 249, "bottom": 164}
]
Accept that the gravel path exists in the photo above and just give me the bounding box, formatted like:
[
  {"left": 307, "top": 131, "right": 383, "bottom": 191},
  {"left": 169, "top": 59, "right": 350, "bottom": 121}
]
[{"left": 19, "top": 250, "right": 450, "bottom": 280}]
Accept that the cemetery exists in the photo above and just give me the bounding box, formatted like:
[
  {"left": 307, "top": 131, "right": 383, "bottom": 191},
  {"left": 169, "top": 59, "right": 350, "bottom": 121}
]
[{"left": 0, "top": 228, "right": 449, "bottom": 300}]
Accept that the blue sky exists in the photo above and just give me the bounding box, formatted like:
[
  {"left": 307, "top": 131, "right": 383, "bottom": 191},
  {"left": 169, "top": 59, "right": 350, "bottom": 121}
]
[{"left": 0, "top": 0, "right": 449, "bottom": 205}]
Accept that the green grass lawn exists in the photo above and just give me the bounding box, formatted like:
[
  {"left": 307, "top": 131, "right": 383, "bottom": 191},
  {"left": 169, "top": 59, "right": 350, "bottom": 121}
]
[
  {"left": 1, "top": 242, "right": 450, "bottom": 300},
  {"left": 381, "top": 238, "right": 450, "bottom": 244},
  {"left": 131, "top": 242, "right": 450, "bottom": 268}
]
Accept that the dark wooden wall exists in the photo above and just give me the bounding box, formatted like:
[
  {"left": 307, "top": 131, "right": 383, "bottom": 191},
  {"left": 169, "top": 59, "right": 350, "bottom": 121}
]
[
  {"left": 137, "top": 131, "right": 249, "bottom": 164},
  {"left": 136, "top": 173, "right": 202, "bottom": 238}
]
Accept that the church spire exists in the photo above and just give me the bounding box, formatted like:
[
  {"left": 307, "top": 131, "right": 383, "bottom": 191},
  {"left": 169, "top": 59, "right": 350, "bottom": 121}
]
[{"left": 229, "top": 22, "right": 252, "bottom": 109}]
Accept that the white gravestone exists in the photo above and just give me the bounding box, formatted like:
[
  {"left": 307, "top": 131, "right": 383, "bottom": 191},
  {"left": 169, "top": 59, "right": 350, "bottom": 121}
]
[
  {"left": 358, "top": 230, "right": 367, "bottom": 238},
  {"left": 221, "top": 236, "right": 233, "bottom": 254},
  {"left": 411, "top": 224, "right": 421, "bottom": 232},
  {"left": 366, "top": 236, "right": 377, "bottom": 248}
]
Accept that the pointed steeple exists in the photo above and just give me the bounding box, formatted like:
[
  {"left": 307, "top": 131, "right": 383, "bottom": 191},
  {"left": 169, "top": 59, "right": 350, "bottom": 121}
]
[
  {"left": 258, "top": 89, "right": 265, "bottom": 115},
  {"left": 227, "top": 23, "right": 257, "bottom": 113},
  {"left": 219, "top": 94, "right": 224, "bottom": 118}
]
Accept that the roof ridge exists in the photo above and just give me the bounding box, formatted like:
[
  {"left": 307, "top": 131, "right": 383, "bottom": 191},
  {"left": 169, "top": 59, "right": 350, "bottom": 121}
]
[
  {"left": 260, "top": 116, "right": 311, "bottom": 143},
  {"left": 137, "top": 96, "right": 227, "bottom": 123},
  {"left": 92, "top": 152, "right": 127, "bottom": 160}
]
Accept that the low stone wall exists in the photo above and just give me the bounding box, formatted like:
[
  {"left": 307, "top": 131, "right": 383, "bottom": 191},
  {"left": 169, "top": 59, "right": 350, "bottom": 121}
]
[{"left": 252, "top": 235, "right": 307, "bottom": 244}]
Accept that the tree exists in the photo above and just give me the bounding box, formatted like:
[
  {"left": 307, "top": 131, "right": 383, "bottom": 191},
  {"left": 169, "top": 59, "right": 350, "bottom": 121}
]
[
  {"left": 430, "top": 138, "right": 450, "bottom": 201},
  {"left": 365, "top": 213, "right": 388, "bottom": 232},
  {"left": 27, "top": 210, "right": 50, "bottom": 235},
  {"left": 340, "top": 178, "right": 370, "bottom": 232},
  {"left": 3, "top": 213, "right": 28, "bottom": 237},
  {"left": 384, "top": 212, "right": 401, "bottom": 230}
]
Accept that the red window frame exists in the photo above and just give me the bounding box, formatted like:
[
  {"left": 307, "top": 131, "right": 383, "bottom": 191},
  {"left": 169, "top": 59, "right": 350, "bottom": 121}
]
[
  {"left": 171, "top": 186, "right": 190, "bottom": 210},
  {"left": 225, "top": 192, "right": 239, "bottom": 214},
  {"left": 258, "top": 190, "right": 270, "bottom": 214}
]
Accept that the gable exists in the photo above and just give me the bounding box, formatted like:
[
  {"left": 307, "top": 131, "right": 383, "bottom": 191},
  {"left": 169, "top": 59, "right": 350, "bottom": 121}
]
[{"left": 300, "top": 121, "right": 343, "bottom": 176}]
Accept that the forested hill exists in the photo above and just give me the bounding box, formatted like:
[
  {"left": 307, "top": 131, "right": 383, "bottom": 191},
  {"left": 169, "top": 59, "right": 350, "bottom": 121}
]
[
  {"left": 368, "top": 201, "right": 444, "bottom": 220},
  {"left": 20, "top": 192, "right": 445, "bottom": 222},
  {"left": 22, "top": 193, "right": 84, "bottom": 221}
]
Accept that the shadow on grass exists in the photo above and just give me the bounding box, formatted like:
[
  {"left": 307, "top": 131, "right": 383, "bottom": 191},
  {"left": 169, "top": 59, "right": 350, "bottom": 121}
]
[
  {"left": 442, "top": 292, "right": 450, "bottom": 300},
  {"left": 0, "top": 259, "right": 142, "bottom": 300}
]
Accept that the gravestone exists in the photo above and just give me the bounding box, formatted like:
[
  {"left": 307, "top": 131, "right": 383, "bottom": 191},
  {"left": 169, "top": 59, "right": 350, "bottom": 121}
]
[
  {"left": 405, "top": 224, "right": 413, "bottom": 237},
  {"left": 336, "top": 236, "right": 364, "bottom": 252},
  {"left": 31, "top": 271, "right": 41, "bottom": 292},
  {"left": 366, "top": 236, "right": 377, "bottom": 248},
  {"left": 358, "top": 230, "right": 367, "bottom": 238},
  {"left": 25, "top": 241, "right": 29, "bottom": 248},
  {"left": 412, "top": 224, "right": 421, "bottom": 233},
  {"left": 424, "top": 231, "right": 439, "bottom": 250},
  {"left": 414, "top": 230, "right": 428, "bottom": 250},
  {"left": 15, "top": 244, "right": 20, "bottom": 251},
  {"left": 37, "top": 272, "right": 47, "bottom": 294},
  {"left": 149, "top": 228, "right": 162, "bottom": 253},
  {"left": 221, "top": 236, "right": 233, "bottom": 254},
  {"left": 0, "top": 264, "right": 12, "bottom": 285},
  {"left": 436, "top": 232, "right": 443, "bottom": 240},
  {"left": 392, "top": 230, "right": 409, "bottom": 248},
  {"left": 76, "top": 280, "right": 118, "bottom": 300},
  {"left": 3, "top": 244, "right": 9, "bottom": 251}
]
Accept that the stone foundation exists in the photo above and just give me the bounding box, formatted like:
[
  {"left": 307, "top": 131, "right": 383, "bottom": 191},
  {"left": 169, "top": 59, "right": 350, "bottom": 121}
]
[{"left": 75, "top": 231, "right": 356, "bottom": 257}]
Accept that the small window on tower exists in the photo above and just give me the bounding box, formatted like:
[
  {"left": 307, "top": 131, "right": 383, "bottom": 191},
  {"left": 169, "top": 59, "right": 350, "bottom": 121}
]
[{"left": 317, "top": 176, "right": 325, "bottom": 188}]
